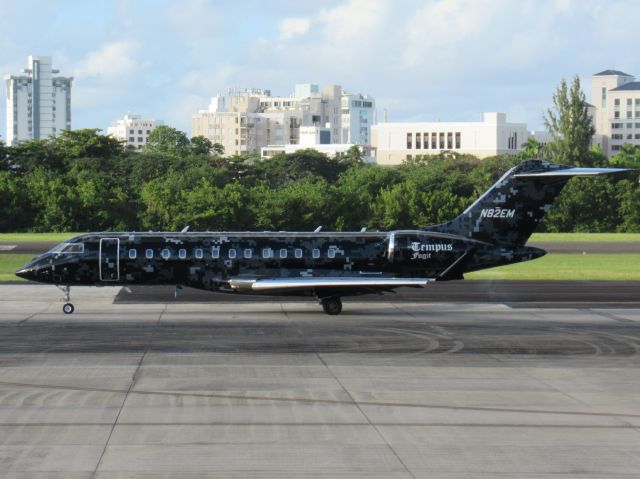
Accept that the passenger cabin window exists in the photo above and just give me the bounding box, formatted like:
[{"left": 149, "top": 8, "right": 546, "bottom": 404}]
[
  {"left": 279, "top": 248, "right": 287, "bottom": 259},
  {"left": 145, "top": 249, "right": 153, "bottom": 259},
  {"left": 178, "top": 249, "right": 187, "bottom": 259},
  {"left": 312, "top": 249, "right": 320, "bottom": 259},
  {"left": 328, "top": 249, "right": 336, "bottom": 259},
  {"left": 161, "top": 249, "right": 171, "bottom": 260},
  {"left": 212, "top": 246, "right": 220, "bottom": 259},
  {"left": 244, "top": 248, "right": 252, "bottom": 259},
  {"left": 129, "top": 249, "right": 137, "bottom": 259},
  {"left": 295, "top": 248, "right": 303, "bottom": 259},
  {"left": 228, "top": 248, "right": 236, "bottom": 259},
  {"left": 262, "top": 248, "right": 272, "bottom": 259},
  {"left": 195, "top": 248, "right": 203, "bottom": 259}
]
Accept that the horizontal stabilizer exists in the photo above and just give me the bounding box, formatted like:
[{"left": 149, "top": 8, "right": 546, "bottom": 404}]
[
  {"left": 514, "top": 167, "right": 633, "bottom": 178},
  {"left": 229, "top": 277, "right": 434, "bottom": 292}
]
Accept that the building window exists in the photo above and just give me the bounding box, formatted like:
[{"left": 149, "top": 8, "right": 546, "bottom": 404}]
[
  {"left": 128, "top": 249, "right": 137, "bottom": 259},
  {"left": 431, "top": 132, "right": 437, "bottom": 149},
  {"left": 279, "top": 248, "right": 287, "bottom": 259},
  {"left": 614, "top": 98, "right": 620, "bottom": 107},
  {"left": 602, "top": 87, "right": 606, "bottom": 108},
  {"left": 312, "top": 248, "right": 320, "bottom": 259},
  {"left": 612, "top": 123, "right": 623, "bottom": 129},
  {"left": 614, "top": 111, "right": 620, "bottom": 119},
  {"left": 138, "top": 137, "right": 143, "bottom": 142},
  {"left": 228, "top": 248, "right": 236, "bottom": 259},
  {"left": 244, "top": 248, "right": 252, "bottom": 259},
  {"left": 611, "top": 134, "right": 623, "bottom": 140},
  {"left": 423, "top": 133, "right": 428, "bottom": 149},
  {"left": 178, "top": 249, "right": 187, "bottom": 259},
  {"left": 628, "top": 123, "right": 633, "bottom": 128},
  {"left": 447, "top": 132, "right": 453, "bottom": 149},
  {"left": 145, "top": 249, "right": 153, "bottom": 259},
  {"left": 627, "top": 98, "right": 633, "bottom": 107},
  {"left": 129, "top": 137, "right": 134, "bottom": 142},
  {"left": 195, "top": 248, "right": 203, "bottom": 259},
  {"left": 295, "top": 248, "right": 303, "bottom": 258},
  {"left": 628, "top": 111, "right": 633, "bottom": 119},
  {"left": 212, "top": 246, "right": 220, "bottom": 259},
  {"left": 161, "top": 249, "right": 171, "bottom": 260},
  {"left": 415, "top": 132, "right": 421, "bottom": 149},
  {"left": 455, "top": 132, "right": 461, "bottom": 149},
  {"left": 439, "top": 132, "right": 444, "bottom": 149},
  {"left": 406, "top": 132, "right": 412, "bottom": 149}
]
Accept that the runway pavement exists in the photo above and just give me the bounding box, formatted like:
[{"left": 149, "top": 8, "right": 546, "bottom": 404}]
[
  {"left": 1, "top": 284, "right": 640, "bottom": 478},
  {"left": 114, "top": 281, "right": 640, "bottom": 309}
]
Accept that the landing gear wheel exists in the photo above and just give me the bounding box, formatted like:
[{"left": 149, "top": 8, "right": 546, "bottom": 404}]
[
  {"left": 62, "top": 303, "right": 75, "bottom": 314},
  {"left": 321, "top": 297, "right": 342, "bottom": 315}
]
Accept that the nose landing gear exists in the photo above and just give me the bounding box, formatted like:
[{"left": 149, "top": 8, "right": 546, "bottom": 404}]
[
  {"left": 320, "top": 297, "right": 342, "bottom": 315},
  {"left": 57, "top": 285, "right": 74, "bottom": 314}
]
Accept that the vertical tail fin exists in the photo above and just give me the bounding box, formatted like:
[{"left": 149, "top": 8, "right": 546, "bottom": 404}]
[{"left": 428, "top": 160, "right": 631, "bottom": 246}]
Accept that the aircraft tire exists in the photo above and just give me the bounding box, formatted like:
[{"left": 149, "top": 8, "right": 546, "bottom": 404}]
[
  {"left": 63, "top": 303, "right": 75, "bottom": 314},
  {"left": 321, "top": 297, "right": 342, "bottom": 315}
]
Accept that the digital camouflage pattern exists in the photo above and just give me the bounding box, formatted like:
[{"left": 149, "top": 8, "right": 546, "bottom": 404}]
[{"left": 15, "top": 160, "right": 629, "bottom": 305}]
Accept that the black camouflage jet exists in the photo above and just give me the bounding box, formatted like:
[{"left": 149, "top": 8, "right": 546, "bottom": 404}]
[{"left": 16, "top": 160, "right": 633, "bottom": 315}]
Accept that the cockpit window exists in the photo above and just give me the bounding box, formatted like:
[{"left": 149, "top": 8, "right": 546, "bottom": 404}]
[{"left": 48, "top": 242, "right": 84, "bottom": 254}]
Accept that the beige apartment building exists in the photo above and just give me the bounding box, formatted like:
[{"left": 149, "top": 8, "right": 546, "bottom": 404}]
[
  {"left": 591, "top": 70, "right": 640, "bottom": 157},
  {"left": 192, "top": 84, "right": 370, "bottom": 156},
  {"left": 372, "top": 112, "right": 529, "bottom": 165}
]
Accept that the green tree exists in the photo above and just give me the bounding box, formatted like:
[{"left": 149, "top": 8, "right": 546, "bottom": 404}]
[
  {"left": 52, "top": 129, "right": 125, "bottom": 159},
  {"left": 610, "top": 143, "right": 640, "bottom": 168},
  {"left": 190, "top": 136, "right": 213, "bottom": 156},
  {"left": 144, "top": 125, "right": 190, "bottom": 157},
  {"left": 519, "top": 137, "right": 544, "bottom": 159},
  {"left": 544, "top": 75, "right": 596, "bottom": 166}
]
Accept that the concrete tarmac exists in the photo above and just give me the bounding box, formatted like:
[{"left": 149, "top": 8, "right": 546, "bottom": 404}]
[{"left": 1, "top": 285, "right": 640, "bottom": 478}]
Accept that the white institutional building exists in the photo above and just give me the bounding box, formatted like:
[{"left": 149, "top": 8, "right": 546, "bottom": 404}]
[
  {"left": 192, "top": 84, "right": 374, "bottom": 156},
  {"left": 260, "top": 126, "right": 374, "bottom": 161},
  {"left": 590, "top": 69, "right": 640, "bottom": 157},
  {"left": 107, "top": 114, "right": 161, "bottom": 149},
  {"left": 4, "top": 56, "right": 72, "bottom": 146},
  {"left": 372, "top": 112, "right": 529, "bottom": 165}
]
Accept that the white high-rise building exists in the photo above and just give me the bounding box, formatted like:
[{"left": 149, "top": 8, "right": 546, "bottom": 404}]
[
  {"left": 192, "top": 84, "right": 374, "bottom": 156},
  {"left": 107, "top": 114, "right": 161, "bottom": 149},
  {"left": 341, "top": 92, "right": 375, "bottom": 144},
  {"left": 591, "top": 69, "right": 640, "bottom": 156},
  {"left": 4, "top": 56, "right": 72, "bottom": 146}
]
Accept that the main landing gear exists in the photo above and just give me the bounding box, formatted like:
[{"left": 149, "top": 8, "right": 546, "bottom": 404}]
[
  {"left": 57, "top": 285, "right": 74, "bottom": 314},
  {"left": 320, "top": 297, "right": 342, "bottom": 315}
]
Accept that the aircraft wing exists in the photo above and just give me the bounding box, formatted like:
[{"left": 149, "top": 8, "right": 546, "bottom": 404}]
[{"left": 228, "top": 277, "right": 434, "bottom": 292}]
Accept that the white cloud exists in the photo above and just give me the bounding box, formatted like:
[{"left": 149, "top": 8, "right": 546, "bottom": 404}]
[
  {"left": 278, "top": 17, "right": 310, "bottom": 41},
  {"left": 401, "top": 0, "right": 506, "bottom": 68},
  {"left": 74, "top": 41, "right": 143, "bottom": 80}
]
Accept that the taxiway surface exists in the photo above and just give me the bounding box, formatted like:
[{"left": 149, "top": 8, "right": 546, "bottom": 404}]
[{"left": 1, "top": 284, "right": 639, "bottom": 478}]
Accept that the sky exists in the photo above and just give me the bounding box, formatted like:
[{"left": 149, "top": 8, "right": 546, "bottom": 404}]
[{"left": 1, "top": 0, "right": 639, "bottom": 139}]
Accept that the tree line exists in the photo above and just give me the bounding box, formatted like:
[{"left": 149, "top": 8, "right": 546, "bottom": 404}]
[{"left": 1, "top": 76, "right": 639, "bottom": 234}]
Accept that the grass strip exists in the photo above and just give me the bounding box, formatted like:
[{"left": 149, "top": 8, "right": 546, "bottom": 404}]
[
  {"left": 0, "top": 254, "right": 36, "bottom": 282},
  {"left": 528, "top": 233, "right": 640, "bottom": 243},
  {"left": 467, "top": 254, "right": 640, "bottom": 281},
  {"left": 0, "top": 233, "right": 83, "bottom": 242}
]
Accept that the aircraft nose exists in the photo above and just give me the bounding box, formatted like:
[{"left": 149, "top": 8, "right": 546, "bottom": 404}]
[{"left": 15, "top": 266, "right": 36, "bottom": 281}]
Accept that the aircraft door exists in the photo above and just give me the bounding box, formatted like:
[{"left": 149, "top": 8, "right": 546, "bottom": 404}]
[{"left": 99, "top": 238, "right": 120, "bottom": 281}]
